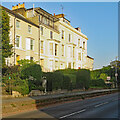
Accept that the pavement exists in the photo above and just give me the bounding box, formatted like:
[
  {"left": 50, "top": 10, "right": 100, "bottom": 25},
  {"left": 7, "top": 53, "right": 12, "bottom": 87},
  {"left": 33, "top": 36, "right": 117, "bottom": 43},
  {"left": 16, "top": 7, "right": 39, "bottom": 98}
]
[
  {"left": 3, "top": 91, "right": 119, "bottom": 119},
  {"left": 2, "top": 89, "right": 116, "bottom": 104}
]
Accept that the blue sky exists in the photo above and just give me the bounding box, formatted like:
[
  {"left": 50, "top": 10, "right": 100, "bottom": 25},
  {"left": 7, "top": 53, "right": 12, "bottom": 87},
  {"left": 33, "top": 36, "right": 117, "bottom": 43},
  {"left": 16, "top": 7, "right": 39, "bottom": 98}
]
[{"left": 2, "top": 2, "right": 118, "bottom": 70}]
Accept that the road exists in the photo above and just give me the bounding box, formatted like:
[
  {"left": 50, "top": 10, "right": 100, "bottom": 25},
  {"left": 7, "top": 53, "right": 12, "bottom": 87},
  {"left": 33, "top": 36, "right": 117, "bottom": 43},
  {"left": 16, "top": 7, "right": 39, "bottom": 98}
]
[{"left": 4, "top": 92, "right": 119, "bottom": 119}]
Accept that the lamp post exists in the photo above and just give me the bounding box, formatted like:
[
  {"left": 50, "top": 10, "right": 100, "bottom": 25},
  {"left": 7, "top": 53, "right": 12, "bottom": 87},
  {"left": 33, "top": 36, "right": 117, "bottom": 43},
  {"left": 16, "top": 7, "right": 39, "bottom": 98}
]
[
  {"left": 110, "top": 56, "right": 118, "bottom": 88},
  {"left": 115, "top": 56, "right": 118, "bottom": 88}
]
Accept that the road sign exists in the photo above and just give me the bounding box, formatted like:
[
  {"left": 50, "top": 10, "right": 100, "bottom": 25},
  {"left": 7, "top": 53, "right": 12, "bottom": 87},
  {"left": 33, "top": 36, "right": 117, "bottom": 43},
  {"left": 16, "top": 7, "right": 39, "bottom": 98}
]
[{"left": 107, "top": 76, "right": 111, "bottom": 80}]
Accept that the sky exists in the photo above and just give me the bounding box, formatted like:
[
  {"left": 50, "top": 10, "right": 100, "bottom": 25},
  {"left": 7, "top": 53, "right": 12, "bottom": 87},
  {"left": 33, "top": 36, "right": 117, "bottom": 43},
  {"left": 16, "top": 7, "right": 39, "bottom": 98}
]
[{"left": 2, "top": 2, "right": 118, "bottom": 70}]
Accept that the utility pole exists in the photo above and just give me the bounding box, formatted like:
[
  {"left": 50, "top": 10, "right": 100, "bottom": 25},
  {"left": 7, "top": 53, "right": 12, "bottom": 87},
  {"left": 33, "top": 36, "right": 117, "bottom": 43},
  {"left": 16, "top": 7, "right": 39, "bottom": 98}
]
[
  {"left": 14, "top": 17, "right": 16, "bottom": 66},
  {"left": 115, "top": 56, "right": 118, "bottom": 88},
  {"left": 61, "top": 5, "right": 64, "bottom": 15},
  {"left": 38, "top": 15, "right": 41, "bottom": 65}
]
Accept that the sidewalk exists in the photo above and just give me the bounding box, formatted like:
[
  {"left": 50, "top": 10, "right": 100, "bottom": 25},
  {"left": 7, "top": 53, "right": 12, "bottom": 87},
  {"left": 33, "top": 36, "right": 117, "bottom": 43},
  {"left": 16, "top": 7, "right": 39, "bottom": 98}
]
[
  {"left": 2, "top": 89, "right": 116, "bottom": 104},
  {"left": 2, "top": 88, "right": 117, "bottom": 117}
]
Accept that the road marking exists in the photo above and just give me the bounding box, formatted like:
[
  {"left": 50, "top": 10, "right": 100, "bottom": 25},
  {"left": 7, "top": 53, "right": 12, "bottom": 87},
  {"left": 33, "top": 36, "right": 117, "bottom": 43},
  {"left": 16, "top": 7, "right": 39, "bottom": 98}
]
[
  {"left": 60, "top": 109, "right": 86, "bottom": 119},
  {"left": 95, "top": 102, "right": 108, "bottom": 108}
]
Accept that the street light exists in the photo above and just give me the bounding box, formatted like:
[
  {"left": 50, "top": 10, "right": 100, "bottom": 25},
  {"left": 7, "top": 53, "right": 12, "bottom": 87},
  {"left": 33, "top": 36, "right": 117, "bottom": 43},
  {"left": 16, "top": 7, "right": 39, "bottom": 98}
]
[
  {"left": 110, "top": 56, "right": 118, "bottom": 88},
  {"left": 115, "top": 56, "right": 118, "bottom": 88}
]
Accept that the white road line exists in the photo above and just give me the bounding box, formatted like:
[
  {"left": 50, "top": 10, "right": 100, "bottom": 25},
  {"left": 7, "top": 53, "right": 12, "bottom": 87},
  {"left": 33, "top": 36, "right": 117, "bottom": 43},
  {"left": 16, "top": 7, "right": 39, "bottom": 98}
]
[
  {"left": 60, "top": 109, "right": 86, "bottom": 119},
  {"left": 95, "top": 102, "right": 108, "bottom": 108}
]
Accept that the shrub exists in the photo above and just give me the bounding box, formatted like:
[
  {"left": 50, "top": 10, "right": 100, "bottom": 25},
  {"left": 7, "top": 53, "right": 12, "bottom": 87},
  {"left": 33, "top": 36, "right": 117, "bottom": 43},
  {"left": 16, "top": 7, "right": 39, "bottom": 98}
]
[
  {"left": 90, "top": 79, "right": 106, "bottom": 88},
  {"left": 20, "top": 63, "right": 42, "bottom": 81},
  {"left": 57, "top": 69, "right": 77, "bottom": 88},
  {"left": 76, "top": 69, "right": 90, "bottom": 90},
  {"left": 62, "top": 75, "right": 71, "bottom": 90},
  {"left": 46, "top": 72, "right": 53, "bottom": 91},
  {"left": 52, "top": 71, "right": 64, "bottom": 90},
  {"left": 20, "top": 61, "right": 42, "bottom": 91},
  {"left": 46, "top": 71, "right": 64, "bottom": 91},
  {"left": 12, "top": 79, "right": 29, "bottom": 95}
]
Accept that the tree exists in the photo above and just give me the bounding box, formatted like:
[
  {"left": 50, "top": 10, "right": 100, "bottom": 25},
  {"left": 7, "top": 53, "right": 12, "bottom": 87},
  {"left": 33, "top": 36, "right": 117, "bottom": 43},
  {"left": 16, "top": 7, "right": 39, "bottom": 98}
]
[
  {"left": 2, "top": 9, "right": 13, "bottom": 67},
  {"left": 99, "top": 73, "right": 108, "bottom": 81},
  {"left": 20, "top": 60, "right": 42, "bottom": 91}
]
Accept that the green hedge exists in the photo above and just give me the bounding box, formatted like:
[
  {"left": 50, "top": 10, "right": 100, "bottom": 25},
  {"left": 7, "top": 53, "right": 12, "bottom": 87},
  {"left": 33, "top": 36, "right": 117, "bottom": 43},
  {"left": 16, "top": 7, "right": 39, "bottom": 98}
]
[
  {"left": 62, "top": 75, "right": 71, "bottom": 90},
  {"left": 90, "top": 79, "right": 106, "bottom": 87},
  {"left": 46, "top": 71, "right": 73, "bottom": 91},
  {"left": 76, "top": 69, "right": 90, "bottom": 90}
]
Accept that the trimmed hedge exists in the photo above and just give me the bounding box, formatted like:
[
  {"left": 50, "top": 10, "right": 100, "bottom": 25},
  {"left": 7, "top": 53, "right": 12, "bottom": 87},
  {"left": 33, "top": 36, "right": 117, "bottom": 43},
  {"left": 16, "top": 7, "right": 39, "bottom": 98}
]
[
  {"left": 76, "top": 69, "right": 90, "bottom": 90},
  {"left": 46, "top": 71, "right": 72, "bottom": 91},
  {"left": 90, "top": 79, "right": 106, "bottom": 87}
]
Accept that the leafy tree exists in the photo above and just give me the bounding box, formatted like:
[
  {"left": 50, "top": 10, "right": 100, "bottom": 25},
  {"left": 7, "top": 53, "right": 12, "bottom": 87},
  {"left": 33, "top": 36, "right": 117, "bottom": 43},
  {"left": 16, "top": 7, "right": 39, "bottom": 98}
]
[
  {"left": 91, "top": 70, "right": 101, "bottom": 80},
  {"left": 19, "top": 60, "right": 42, "bottom": 91},
  {"left": 2, "top": 9, "right": 13, "bottom": 67},
  {"left": 99, "top": 73, "right": 108, "bottom": 81}
]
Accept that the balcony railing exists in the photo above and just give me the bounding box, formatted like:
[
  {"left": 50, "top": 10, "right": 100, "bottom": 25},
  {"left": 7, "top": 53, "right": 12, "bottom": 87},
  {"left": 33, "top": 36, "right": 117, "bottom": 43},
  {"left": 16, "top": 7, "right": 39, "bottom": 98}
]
[{"left": 40, "top": 20, "right": 59, "bottom": 32}]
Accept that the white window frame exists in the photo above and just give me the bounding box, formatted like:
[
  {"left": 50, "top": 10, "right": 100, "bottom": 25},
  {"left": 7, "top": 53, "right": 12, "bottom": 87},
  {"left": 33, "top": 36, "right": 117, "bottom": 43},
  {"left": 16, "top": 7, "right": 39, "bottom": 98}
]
[
  {"left": 50, "top": 31, "right": 53, "bottom": 39},
  {"left": 83, "top": 41, "right": 85, "bottom": 49},
  {"left": 40, "top": 40, "right": 44, "bottom": 54},
  {"left": 30, "top": 39, "right": 34, "bottom": 51},
  {"left": 16, "top": 20, "right": 20, "bottom": 29},
  {"left": 15, "top": 35, "right": 21, "bottom": 48},
  {"left": 28, "top": 25, "right": 32, "bottom": 34},
  {"left": 49, "top": 42, "right": 54, "bottom": 56},
  {"left": 62, "top": 44, "right": 65, "bottom": 57},
  {"left": 55, "top": 43, "right": 58, "bottom": 56},
  {"left": 41, "top": 26, "right": 43, "bottom": 35},
  {"left": 62, "top": 30, "right": 65, "bottom": 39}
]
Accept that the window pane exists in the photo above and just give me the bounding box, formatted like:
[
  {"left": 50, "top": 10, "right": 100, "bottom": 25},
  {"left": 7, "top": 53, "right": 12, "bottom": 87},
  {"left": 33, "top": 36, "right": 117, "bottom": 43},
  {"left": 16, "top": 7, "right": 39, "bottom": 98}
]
[
  {"left": 62, "top": 45, "right": 64, "bottom": 56},
  {"left": 62, "top": 30, "right": 64, "bottom": 39},
  {"left": 78, "top": 53, "right": 81, "bottom": 60},
  {"left": 83, "top": 42, "right": 85, "bottom": 49},
  {"left": 78, "top": 39, "right": 80, "bottom": 46},
  {"left": 49, "top": 43, "right": 53, "bottom": 55},
  {"left": 55, "top": 44, "right": 58, "bottom": 56},
  {"left": 28, "top": 25, "right": 31, "bottom": 33},
  {"left": 41, "top": 41, "right": 44, "bottom": 54},
  {"left": 16, "top": 55, "right": 20, "bottom": 65},
  {"left": 16, "top": 20, "right": 20, "bottom": 28},
  {"left": 55, "top": 61, "right": 58, "bottom": 70},
  {"left": 41, "top": 27, "right": 43, "bottom": 35},
  {"left": 50, "top": 31, "right": 53, "bottom": 39},
  {"left": 40, "top": 59, "right": 44, "bottom": 66},
  {"left": 69, "top": 34, "right": 71, "bottom": 42},
  {"left": 16, "top": 36, "right": 20, "bottom": 47},
  {"left": 30, "top": 57, "right": 33, "bottom": 61},
  {"left": 30, "top": 39, "right": 34, "bottom": 50}
]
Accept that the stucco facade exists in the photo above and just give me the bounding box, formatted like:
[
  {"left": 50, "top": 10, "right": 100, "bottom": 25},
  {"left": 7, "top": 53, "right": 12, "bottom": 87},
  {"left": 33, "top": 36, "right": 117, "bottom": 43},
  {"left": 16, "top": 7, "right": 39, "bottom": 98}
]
[
  {"left": 86, "top": 56, "right": 94, "bottom": 71},
  {"left": 3, "top": 3, "right": 94, "bottom": 72}
]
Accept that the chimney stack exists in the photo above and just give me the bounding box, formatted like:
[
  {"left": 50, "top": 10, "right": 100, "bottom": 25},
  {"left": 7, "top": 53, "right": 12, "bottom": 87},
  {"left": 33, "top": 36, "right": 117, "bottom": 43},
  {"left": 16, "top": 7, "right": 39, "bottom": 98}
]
[{"left": 12, "top": 3, "right": 25, "bottom": 10}]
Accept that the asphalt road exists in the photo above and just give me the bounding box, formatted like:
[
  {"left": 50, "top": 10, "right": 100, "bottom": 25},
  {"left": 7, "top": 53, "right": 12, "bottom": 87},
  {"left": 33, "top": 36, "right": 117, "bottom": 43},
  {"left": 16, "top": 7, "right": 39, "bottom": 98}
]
[
  {"left": 3, "top": 89, "right": 115, "bottom": 103},
  {"left": 5, "top": 92, "right": 119, "bottom": 119}
]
